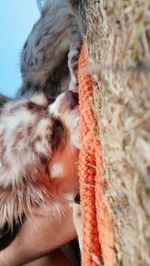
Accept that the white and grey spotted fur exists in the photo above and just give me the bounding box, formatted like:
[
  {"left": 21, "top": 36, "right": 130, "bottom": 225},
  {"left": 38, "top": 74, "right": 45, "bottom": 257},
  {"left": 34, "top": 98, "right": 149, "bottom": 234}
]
[
  {"left": 0, "top": 92, "right": 80, "bottom": 229},
  {"left": 0, "top": 0, "right": 82, "bottom": 234}
]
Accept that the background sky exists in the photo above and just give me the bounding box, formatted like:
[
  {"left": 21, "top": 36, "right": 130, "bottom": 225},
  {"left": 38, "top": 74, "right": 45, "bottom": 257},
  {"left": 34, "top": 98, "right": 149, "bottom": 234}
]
[{"left": 0, "top": 1, "right": 39, "bottom": 97}]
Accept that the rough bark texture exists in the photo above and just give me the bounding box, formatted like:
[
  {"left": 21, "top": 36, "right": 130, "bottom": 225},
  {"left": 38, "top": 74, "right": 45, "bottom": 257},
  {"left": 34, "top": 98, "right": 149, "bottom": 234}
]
[{"left": 81, "top": 0, "right": 150, "bottom": 265}]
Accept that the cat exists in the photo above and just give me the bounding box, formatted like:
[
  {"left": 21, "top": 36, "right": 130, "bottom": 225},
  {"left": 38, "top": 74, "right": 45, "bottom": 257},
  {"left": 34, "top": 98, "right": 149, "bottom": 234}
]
[{"left": 0, "top": 0, "right": 82, "bottom": 249}]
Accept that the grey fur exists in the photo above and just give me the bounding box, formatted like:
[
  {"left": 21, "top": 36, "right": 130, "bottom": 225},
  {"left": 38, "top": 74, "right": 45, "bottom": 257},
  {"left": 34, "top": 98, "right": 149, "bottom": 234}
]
[{"left": 19, "top": 0, "right": 82, "bottom": 100}]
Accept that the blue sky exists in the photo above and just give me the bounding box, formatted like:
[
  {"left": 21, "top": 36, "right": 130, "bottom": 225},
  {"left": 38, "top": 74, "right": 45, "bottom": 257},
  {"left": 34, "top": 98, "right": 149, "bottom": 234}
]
[{"left": 0, "top": 1, "right": 39, "bottom": 97}]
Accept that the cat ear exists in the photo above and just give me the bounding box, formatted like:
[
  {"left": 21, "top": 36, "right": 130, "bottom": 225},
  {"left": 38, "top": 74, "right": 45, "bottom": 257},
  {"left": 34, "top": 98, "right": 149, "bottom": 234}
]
[
  {"left": 0, "top": 212, "right": 25, "bottom": 251},
  {"left": 0, "top": 181, "right": 46, "bottom": 231},
  {"left": 0, "top": 188, "right": 24, "bottom": 229}
]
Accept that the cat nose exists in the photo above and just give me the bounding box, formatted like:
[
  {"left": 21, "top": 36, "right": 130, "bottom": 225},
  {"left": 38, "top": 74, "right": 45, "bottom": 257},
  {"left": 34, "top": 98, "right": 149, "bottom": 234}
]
[{"left": 65, "top": 91, "right": 79, "bottom": 109}]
